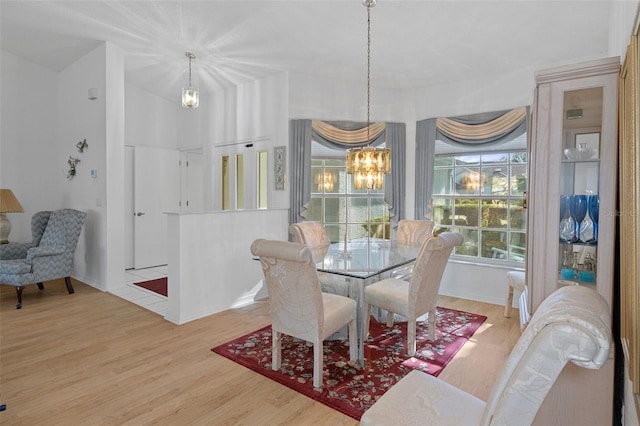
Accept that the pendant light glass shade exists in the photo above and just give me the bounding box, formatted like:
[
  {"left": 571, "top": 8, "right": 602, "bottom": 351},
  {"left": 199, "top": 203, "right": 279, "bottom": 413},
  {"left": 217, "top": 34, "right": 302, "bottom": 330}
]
[
  {"left": 346, "top": 0, "right": 390, "bottom": 191},
  {"left": 182, "top": 87, "right": 199, "bottom": 108},
  {"left": 182, "top": 52, "right": 199, "bottom": 108},
  {"left": 346, "top": 146, "right": 390, "bottom": 190}
]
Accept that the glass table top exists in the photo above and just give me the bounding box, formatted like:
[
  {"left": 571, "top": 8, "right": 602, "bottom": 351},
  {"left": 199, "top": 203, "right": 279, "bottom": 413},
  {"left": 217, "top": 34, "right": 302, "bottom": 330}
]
[{"left": 313, "top": 238, "right": 420, "bottom": 279}]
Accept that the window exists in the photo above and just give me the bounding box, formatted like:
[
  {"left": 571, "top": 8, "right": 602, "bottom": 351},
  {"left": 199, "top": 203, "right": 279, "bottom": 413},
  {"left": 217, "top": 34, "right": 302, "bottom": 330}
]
[
  {"left": 432, "top": 151, "right": 527, "bottom": 263},
  {"left": 306, "top": 145, "right": 390, "bottom": 244}
]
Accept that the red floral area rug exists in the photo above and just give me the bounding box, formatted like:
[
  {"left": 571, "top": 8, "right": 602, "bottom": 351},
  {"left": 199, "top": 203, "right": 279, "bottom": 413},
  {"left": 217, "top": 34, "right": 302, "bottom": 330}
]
[
  {"left": 211, "top": 307, "right": 486, "bottom": 420},
  {"left": 132, "top": 277, "right": 167, "bottom": 297}
]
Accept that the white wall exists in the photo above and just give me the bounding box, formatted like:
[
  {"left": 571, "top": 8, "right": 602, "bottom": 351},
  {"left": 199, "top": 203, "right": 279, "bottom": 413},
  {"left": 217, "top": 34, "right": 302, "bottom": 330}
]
[
  {"left": 0, "top": 51, "right": 61, "bottom": 241},
  {"left": 58, "top": 42, "right": 125, "bottom": 291},
  {"left": 166, "top": 209, "right": 289, "bottom": 324},
  {"left": 609, "top": 0, "right": 640, "bottom": 61},
  {"left": 125, "top": 83, "right": 178, "bottom": 149},
  {"left": 204, "top": 71, "right": 290, "bottom": 211}
]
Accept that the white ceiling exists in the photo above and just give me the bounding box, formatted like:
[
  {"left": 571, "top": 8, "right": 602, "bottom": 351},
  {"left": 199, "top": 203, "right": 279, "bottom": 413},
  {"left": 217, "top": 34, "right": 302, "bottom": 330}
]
[{"left": 0, "top": 1, "right": 614, "bottom": 102}]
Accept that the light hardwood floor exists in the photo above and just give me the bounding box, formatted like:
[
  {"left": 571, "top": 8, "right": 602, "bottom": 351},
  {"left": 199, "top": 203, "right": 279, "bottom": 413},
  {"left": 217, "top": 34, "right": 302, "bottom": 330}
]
[{"left": 0, "top": 279, "right": 521, "bottom": 425}]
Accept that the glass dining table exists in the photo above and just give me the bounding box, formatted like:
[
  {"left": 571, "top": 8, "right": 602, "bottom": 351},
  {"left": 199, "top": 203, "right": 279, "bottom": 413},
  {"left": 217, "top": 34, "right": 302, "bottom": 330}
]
[{"left": 312, "top": 238, "right": 421, "bottom": 365}]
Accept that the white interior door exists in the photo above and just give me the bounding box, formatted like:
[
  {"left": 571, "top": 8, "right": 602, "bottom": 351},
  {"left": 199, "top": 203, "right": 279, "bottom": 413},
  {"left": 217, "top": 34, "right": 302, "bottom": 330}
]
[{"left": 133, "top": 146, "right": 180, "bottom": 269}]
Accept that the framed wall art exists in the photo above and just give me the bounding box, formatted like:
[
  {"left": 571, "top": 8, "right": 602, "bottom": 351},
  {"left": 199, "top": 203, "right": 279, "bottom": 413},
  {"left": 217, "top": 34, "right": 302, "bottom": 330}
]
[{"left": 274, "top": 146, "right": 286, "bottom": 190}]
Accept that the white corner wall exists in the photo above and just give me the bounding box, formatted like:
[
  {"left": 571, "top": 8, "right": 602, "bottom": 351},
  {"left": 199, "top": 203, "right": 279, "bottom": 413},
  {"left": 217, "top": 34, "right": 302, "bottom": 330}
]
[
  {"left": 58, "top": 42, "right": 125, "bottom": 291},
  {"left": 289, "top": 69, "right": 533, "bottom": 307}
]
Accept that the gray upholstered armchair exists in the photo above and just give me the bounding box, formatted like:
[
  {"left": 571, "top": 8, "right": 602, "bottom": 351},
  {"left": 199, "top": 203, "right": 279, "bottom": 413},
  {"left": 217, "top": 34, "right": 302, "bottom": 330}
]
[{"left": 0, "top": 209, "right": 86, "bottom": 309}]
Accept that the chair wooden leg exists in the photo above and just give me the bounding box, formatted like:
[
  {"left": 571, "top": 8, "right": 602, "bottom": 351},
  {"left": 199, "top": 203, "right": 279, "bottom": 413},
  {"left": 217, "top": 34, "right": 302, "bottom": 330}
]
[
  {"left": 407, "top": 320, "right": 417, "bottom": 356},
  {"left": 15, "top": 286, "right": 24, "bottom": 309},
  {"left": 64, "top": 277, "right": 75, "bottom": 294},
  {"left": 348, "top": 319, "right": 358, "bottom": 364},
  {"left": 428, "top": 308, "right": 437, "bottom": 341},
  {"left": 504, "top": 285, "right": 514, "bottom": 317},
  {"left": 37, "top": 282, "right": 45, "bottom": 290},
  {"left": 313, "top": 341, "right": 323, "bottom": 389},
  {"left": 363, "top": 304, "right": 371, "bottom": 339},
  {"left": 271, "top": 329, "right": 282, "bottom": 371},
  {"left": 386, "top": 310, "right": 395, "bottom": 327}
]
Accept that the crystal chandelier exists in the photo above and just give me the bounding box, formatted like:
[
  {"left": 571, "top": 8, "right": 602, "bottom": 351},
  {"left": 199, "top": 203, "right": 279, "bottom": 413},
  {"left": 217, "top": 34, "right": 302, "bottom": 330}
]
[
  {"left": 182, "top": 52, "right": 199, "bottom": 108},
  {"left": 346, "top": 0, "right": 390, "bottom": 190}
]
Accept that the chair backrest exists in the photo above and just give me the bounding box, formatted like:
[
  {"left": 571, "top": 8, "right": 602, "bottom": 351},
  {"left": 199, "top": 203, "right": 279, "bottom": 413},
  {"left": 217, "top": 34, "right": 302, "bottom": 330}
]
[
  {"left": 396, "top": 219, "right": 434, "bottom": 246},
  {"left": 289, "top": 221, "right": 330, "bottom": 248},
  {"left": 41, "top": 209, "right": 86, "bottom": 248},
  {"left": 251, "top": 239, "right": 324, "bottom": 342},
  {"left": 409, "top": 232, "right": 463, "bottom": 316},
  {"left": 30, "top": 211, "right": 52, "bottom": 246},
  {"left": 481, "top": 285, "right": 612, "bottom": 425},
  {"left": 40, "top": 209, "right": 86, "bottom": 264}
]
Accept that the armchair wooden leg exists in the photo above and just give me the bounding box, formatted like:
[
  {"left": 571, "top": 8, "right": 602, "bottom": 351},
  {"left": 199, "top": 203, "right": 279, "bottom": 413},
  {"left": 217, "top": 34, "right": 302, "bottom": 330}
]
[
  {"left": 64, "top": 277, "right": 75, "bottom": 294},
  {"left": 37, "top": 282, "right": 44, "bottom": 290},
  {"left": 15, "top": 286, "right": 24, "bottom": 309}
]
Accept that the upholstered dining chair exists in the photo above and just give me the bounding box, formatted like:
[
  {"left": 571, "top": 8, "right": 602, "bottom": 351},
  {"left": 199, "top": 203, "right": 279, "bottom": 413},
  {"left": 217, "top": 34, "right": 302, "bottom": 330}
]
[
  {"left": 360, "top": 285, "right": 612, "bottom": 425},
  {"left": 251, "top": 238, "right": 358, "bottom": 388},
  {"left": 289, "top": 221, "right": 330, "bottom": 248},
  {"left": 364, "top": 232, "right": 463, "bottom": 356},
  {"left": 392, "top": 219, "right": 436, "bottom": 280},
  {"left": 396, "top": 219, "right": 435, "bottom": 246},
  {"left": 0, "top": 209, "right": 86, "bottom": 309}
]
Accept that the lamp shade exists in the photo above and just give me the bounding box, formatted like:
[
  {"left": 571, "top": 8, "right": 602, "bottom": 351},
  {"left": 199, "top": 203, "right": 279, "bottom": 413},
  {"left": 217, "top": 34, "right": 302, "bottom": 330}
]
[{"left": 0, "top": 189, "right": 24, "bottom": 213}]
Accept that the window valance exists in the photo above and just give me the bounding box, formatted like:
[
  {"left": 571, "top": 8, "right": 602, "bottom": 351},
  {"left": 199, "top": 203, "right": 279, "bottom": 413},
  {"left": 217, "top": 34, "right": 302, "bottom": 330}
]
[
  {"left": 436, "top": 107, "right": 527, "bottom": 142},
  {"left": 311, "top": 120, "right": 386, "bottom": 148}
]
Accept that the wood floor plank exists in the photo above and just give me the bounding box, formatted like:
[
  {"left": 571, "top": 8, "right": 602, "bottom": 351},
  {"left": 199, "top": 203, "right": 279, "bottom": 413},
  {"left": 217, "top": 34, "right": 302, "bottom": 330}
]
[{"left": 0, "top": 279, "right": 520, "bottom": 425}]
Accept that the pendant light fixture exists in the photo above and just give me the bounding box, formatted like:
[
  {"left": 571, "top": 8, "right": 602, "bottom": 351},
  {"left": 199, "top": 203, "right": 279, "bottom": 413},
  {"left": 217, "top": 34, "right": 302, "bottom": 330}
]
[
  {"left": 182, "top": 52, "right": 199, "bottom": 108},
  {"left": 346, "top": 0, "right": 390, "bottom": 190}
]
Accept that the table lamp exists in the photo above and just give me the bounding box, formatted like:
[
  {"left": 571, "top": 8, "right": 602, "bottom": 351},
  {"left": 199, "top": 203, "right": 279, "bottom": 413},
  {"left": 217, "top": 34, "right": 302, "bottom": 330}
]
[{"left": 0, "top": 189, "right": 24, "bottom": 244}]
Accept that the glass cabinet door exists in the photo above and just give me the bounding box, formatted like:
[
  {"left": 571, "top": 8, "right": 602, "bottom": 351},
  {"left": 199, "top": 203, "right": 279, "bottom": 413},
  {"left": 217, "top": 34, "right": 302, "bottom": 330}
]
[{"left": 558, "top": 88, "right": 602, "bottom": 290}]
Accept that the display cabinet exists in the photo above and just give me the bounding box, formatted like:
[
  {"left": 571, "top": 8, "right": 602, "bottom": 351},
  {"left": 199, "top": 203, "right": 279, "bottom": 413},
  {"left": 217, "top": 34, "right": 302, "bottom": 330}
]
[
  {"left": 527, "top": 57, "right": 619, "bottom": 312},
  {"left": 526, "top": 57, "right": 619, "bottom": 425}
]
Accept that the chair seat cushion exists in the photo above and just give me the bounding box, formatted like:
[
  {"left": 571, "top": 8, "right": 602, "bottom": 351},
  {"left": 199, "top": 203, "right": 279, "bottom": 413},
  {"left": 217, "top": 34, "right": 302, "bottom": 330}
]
[
  {"left": 0, "top": 259, "right": 32, "bottom": 275},
  {"left": 507, "top": 271, "right": 526, "bottom": 291},
  {"left": 360, "top": 370, "right": 486, "bottom": 425},
  {"left": 321, "top": 292, "right": 356, "bottom": 340},
  {"left": 365, "top": 278, "right": 410, "bottom": 315}
]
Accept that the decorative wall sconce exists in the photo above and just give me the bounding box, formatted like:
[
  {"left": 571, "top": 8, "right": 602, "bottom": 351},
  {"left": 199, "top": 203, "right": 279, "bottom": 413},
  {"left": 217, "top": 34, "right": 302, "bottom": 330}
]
[
  {"left": 67, "top": 157, "right": 81, "bottom": 180},
  {"left": 76, "top": 139, "right": 88, "bottom": 153}
]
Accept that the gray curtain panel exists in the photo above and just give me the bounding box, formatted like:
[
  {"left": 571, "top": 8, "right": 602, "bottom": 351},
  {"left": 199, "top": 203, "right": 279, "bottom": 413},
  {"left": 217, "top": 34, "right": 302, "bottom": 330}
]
[
  {"left": 384, "top": 122, "right": 406, "bottom": 223},
  {"left": 289, "top": 119, "right": 312, "bottom": 228},
  {"left": 415, "top": 107, "right": 529, "bottom": 220}
]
